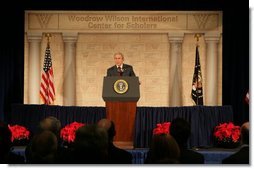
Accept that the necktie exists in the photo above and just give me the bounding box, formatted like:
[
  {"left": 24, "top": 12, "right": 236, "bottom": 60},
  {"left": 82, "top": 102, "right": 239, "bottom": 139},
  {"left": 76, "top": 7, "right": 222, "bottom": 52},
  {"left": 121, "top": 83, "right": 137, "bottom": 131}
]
[{"left": 117, "top": 66, "right": 122, "bottom": 76}]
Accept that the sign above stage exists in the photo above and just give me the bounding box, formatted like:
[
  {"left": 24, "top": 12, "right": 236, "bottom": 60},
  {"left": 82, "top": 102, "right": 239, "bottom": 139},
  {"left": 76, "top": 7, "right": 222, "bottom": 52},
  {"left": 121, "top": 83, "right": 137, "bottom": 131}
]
[{"left": 25, "top": 11, "right": 222, "bottom": 33}]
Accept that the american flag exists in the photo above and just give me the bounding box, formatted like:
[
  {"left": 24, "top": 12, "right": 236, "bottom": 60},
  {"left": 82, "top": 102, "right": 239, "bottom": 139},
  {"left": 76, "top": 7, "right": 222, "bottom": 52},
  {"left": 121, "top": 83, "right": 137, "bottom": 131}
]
[{"left": 40, "top": 42, "right": 55, "bottom": 104}]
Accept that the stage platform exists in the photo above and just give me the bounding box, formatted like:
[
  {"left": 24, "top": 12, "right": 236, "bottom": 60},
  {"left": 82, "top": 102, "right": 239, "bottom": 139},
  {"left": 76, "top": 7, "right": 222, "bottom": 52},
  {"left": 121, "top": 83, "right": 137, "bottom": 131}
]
[
  {"left": 9, "top": 104, "right": 233, "bottom": 148},
  {"left": 11, "top": 146, "right": 238, "bottom": 164}
]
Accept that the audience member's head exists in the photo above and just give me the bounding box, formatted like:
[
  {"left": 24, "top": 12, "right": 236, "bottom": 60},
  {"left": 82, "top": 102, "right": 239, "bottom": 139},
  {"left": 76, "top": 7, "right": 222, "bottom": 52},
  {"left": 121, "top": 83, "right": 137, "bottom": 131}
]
[
  {"left": 241, "top": 122, "right": 249, "bottom": 145},
  {"left": 149, "top": 134, "right": 180, "bottom": 164},
  {"left": 0, "top": 122, "right": 12, "bottom": 156},
  {"left": 97, "top": 119, "right": 116, "bottom": 142},
  {"left": 30, "top": 130, "right": 58, "bottom": 163},
  {"left": 73, "top": 124, "right": 108, "bottom": 163},
  {"left": 39, "top": 116, "right": 61, "bottom": 138},
  {"left": 170, "top": 118, "right": 191, "bottom": 148}
]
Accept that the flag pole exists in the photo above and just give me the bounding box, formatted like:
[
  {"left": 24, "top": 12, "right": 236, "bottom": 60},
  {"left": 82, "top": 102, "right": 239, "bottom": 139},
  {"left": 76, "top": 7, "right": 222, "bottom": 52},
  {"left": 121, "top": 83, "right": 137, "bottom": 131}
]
[
  {"left": 194, "top": 33, "right": 200, "bottom": 105},
  {"left": 194, "top": 33, "right": 201, "bottom": 105}
]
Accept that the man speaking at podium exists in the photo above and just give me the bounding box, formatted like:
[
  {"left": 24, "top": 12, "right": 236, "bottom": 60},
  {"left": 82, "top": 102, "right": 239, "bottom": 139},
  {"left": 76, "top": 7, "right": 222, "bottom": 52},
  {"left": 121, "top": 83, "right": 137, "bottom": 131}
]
[
  {"left": 107, "top": 52, "right": 136, "bottom": 77},
  {"left": 104, "top": 52, "right": 139, "bottom": 146}
]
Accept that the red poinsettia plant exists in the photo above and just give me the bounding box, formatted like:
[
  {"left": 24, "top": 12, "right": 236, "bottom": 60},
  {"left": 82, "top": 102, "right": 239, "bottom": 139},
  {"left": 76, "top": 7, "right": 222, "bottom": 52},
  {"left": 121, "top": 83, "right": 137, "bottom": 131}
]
[
  {"left": 213, "top": 122, "right": 240, "bottom": 144},
  {"left": 8, "top": 124, "right": 30, "bottom": 142},
  {"left": 60, "top": 121, "right": 85, "bottom": 143},
  {"left": 153, "top": 122, "right": 171, "bottom": 135}
]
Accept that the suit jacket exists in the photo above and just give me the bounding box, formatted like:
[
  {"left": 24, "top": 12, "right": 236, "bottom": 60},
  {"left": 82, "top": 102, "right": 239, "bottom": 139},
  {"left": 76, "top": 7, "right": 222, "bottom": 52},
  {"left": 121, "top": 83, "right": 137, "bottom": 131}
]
[
  {"left": 107, "top": 64, "right": 136, "bottom": 77},
  {"left": 107, "top": 143, "right": 133, "bottom": 164},
  {"left": 222, "top": 146, "right": 249, "bottom": 164},
  {"left": 179, "top": 148, "right": 204, "bottom": 164}
]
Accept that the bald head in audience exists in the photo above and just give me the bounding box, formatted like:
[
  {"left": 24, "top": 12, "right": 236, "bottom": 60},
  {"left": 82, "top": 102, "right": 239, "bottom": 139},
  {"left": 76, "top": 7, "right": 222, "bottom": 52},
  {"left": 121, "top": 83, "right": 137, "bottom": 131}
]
[
  {"left": 241, "top": 122, "right": 249, "bottom": 145},
  {"left": 31, "top": 130, "right": 58, "bottom": 163},
  {"left": 97, "top": 119, "right": 133, "bottom": 164},
  {"left": 222, "top": 121, "right": 250, "bottom": 164},
  {"left": 97, "top": 119, "right": 111, "bottom": 130},
  {"left": 97, "top": 119, "right": 116, "bottom": 142},
  {"left": 72, "top": 124, "right": 108, "bottom": 163},
  {"left": 145, "top": 134, "right": 180, "bottom": 164},
  {"left": 39, "top": 116, "right": 61, "bottom": 138}
]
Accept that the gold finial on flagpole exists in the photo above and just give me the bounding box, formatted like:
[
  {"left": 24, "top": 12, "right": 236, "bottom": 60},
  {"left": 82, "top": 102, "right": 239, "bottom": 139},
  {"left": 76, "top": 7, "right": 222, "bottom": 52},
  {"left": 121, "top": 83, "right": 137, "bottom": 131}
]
[
  {"left": 194, "top": 33, "right": 201, "bottom": 42},
  {"left": 194, "top": 33, "right": 201, "bottom": 47},
  {"left": 45, "top": 33, "right": 52, "bottom": 45}
]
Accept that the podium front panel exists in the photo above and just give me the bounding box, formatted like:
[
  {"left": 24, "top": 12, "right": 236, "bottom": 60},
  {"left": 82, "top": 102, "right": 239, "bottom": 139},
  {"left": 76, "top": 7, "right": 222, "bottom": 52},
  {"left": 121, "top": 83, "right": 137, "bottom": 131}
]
[{"left": 102, "top": 76, "right": 140, "bottom": 102}]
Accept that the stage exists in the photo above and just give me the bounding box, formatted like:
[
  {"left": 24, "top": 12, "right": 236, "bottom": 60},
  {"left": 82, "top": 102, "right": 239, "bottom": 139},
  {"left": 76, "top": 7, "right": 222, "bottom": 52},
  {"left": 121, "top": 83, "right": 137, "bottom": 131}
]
[
  {"left": 11, "top": 146, "right": 238, "bottom": 164},
  {"left": 9, "top": 104, "right": 233, "bottom": 148},
  {"left": 128, "top": 148, "right": 239, "bottom": 164}
]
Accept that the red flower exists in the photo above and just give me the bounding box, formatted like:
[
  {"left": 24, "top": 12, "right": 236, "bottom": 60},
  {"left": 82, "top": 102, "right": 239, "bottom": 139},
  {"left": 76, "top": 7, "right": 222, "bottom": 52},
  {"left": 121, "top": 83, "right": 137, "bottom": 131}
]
[
  {"left": 213, "top": 122, "right": 240, "bottom": 143},
  {"left": 153, "top": 122, "right": 171, "bottom": 135},
  {"left": 60, "top": 122, "right": 85, "bottom": 143},
  {"left": 8, "top": 125, "right": 30, "bottom": 142}
]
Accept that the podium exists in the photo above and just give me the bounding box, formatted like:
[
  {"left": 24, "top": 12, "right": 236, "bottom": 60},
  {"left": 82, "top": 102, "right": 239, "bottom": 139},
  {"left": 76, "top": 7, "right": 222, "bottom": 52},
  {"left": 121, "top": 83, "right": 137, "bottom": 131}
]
[{"left": 102, "top": 76, "right": 140, "bottom": 147}]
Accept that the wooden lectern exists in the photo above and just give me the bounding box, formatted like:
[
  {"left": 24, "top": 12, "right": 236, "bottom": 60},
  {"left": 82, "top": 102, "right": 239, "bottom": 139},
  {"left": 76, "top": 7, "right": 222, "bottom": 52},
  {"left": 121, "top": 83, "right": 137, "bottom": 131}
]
[{"left": 102, "top": 76, "right": 140, "bottom": 148}]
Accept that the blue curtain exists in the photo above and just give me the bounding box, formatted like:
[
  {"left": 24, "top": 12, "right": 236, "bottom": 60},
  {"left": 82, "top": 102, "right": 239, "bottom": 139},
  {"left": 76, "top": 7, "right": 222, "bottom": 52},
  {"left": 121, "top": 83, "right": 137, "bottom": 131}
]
[
  {"left": 134, "top": 106, "right": 233, "bottom": 148},
  {"left": 0, "top": 7, "right": 24, "bottom": 122},
  {"left": 9, "top": 104, "right": 106, "bottom": 133}
]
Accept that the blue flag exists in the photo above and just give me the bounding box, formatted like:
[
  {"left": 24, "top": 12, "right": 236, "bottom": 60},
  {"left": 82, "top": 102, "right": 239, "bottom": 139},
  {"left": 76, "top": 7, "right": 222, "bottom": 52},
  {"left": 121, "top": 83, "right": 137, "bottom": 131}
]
[{"left": 191, "top": 45, "right": 203, "bottom": 105}]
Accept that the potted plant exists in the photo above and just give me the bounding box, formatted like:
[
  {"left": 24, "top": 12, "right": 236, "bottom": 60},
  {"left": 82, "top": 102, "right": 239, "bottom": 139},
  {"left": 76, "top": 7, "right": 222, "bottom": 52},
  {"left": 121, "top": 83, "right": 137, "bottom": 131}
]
[
  {"left": 213, "top": 122, "right": 240, "bottom": 148},
  {"left": 8, "top": 124, "right": 30, "bottom": 146},
  {"left": 60, "top": 121, "right": 85, "bottom": 147},
  {"left": 153, "top": 122, "right": 171, "bottom": 135}
]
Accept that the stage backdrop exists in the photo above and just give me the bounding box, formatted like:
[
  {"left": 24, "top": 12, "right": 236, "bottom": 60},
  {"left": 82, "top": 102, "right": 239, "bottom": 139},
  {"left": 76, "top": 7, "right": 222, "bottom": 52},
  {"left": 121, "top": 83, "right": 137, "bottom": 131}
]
[{"left": 24, "top": 11, "right": 222, "bottom": 107}]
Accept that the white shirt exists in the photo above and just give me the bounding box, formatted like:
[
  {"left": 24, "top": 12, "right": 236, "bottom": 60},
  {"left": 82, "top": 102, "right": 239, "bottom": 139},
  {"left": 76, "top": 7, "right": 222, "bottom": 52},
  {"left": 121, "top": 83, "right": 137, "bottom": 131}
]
[{"left": 116, "top": 64, "right": 123, "bottom": 71}]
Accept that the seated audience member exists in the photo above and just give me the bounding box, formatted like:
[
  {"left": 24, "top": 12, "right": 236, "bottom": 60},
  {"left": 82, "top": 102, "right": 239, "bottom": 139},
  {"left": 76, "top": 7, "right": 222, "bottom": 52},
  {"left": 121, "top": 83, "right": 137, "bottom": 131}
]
[
  {"left": 30, "top": 130, "right": 58, "bottom": 163},
  {"left": 67, "top": 124, "right": 109, "bottom": 164},
  {"left": 145, "top": 133, "right": 180, "bottom": 164},
  {"left": 98, "top": 119, "right": 132, "bottom": 164},
  {"left": 38, "top": 116, "right": 61, "bottom": 141},
  {"left": 26, "top": 116, "right": 69, "bottom": 163},
  {"left": 0, "top": 121, "right": 24, "bottom": 164},
  {"left": 222, "top": 122, "right": 249, "bottom": 164},
  {"left": 170, "top": 118, "right": 204, "bottom": 164}
]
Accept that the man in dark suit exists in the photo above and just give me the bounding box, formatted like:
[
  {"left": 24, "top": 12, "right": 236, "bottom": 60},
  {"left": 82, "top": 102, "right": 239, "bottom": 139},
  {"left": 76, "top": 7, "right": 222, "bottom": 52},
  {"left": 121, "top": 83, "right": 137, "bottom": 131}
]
[
  {"left": 170, "top": 118, "right": 204, "bottom": 164},
  {"left": 98, "top": 119, "right": 133, "bottom": 164},
  {"left": 222, "top": 122, "right": 249, "bottom": 164},
  {"left": 107, "top": 52, "right": 136, "bottom": 77}
]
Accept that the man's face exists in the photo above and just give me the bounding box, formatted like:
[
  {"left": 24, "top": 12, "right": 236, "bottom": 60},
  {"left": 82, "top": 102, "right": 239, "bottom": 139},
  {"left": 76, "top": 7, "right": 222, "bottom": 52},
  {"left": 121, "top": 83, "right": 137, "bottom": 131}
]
[{"left": 114, "top": 54, "right": 124, "bottom": 66}]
